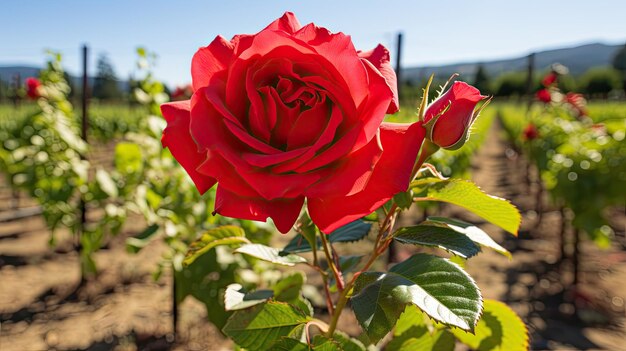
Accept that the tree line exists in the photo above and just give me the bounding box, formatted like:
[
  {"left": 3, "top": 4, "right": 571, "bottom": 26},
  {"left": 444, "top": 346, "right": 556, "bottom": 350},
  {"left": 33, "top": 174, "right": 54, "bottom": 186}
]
[
  {"left": 0, "top": 53, "right": 171, "bottom": 103},
  {"left": 400, "top": 43, "right": 626, "bottom": 103}
]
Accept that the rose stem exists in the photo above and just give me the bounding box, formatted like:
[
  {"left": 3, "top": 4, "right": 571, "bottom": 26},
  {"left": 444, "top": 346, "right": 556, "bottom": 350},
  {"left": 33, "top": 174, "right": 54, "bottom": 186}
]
[
  {"left": 325, "top": 151, "right": 432, "bottom": 338},
  {"left": 311, "top": 230, "right": 335, "bottom": 315},
  {"left": 320, "top": 231, "right": 345, "bottom": 291},
  {"left": 325, "top": 209, "right": 395, "bottom": 337}
]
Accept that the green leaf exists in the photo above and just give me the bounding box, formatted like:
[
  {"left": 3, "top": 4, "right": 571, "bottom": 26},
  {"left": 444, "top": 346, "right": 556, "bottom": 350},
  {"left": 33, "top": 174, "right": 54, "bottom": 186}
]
[
  {"left": 411, "top": 178, "right": 521, "bottom": 236},
  {"left": 282, "top": 220, "right": 371, "bottom": 254},
  {"left": 329, "top": 219, "right": 372, "bottom": 243},
  {"left": 394, "top": 190, "right": 413, "bottom": 209},
  {"left": 236, "top": 244, "right": 307, "bottom": 266},
  {"left": 394, "top": 222, "right": 481, "bottom": 258},
  {"left": 224, "top": 283, "right": 274, "bottom": 311},
  {"left": 428, "top": 217, "right": 511, "bottom": 258},
  {"left": 452, "top": 299, "right": 529, "bottom": 351},
  {"left": 184, "top": 225, "right": 250, "bottom": 266},
  {"left": 393, "top": 304, "right": 427, "bottom": 336},
  {"left": 270, "top": 338, "right": 309, "bottom": 351},
  {"left": 332, "top": 331, "right": 366, "bottom": 351},
  {"left": 222, "top": 301, "right": 311, "bottom": 351},
  {"left": 282, "top": 234, "right": 316, "bottom": 254},
  {"left": 352, "top": 253, "right": 482, "bottom": 343},
  {"left": 388, "top": 328, "right": 455, "bottom": 351},
  {"left": 312, "top": 335, "right": 341, "bottom": 350},
  {"left": 115, "top": 142, "right": 142, "bottom": 174},
  {"left": 388, "top": 305, "right": 455, "bottom": 351},
  {"left": 176, "top": 247, "right": 236, "bottom": 329},
  {"left": 274, "top": 272, "right": 305, "bottom": 302},
  {"left": 292, "top": 296, "right": 314, "bottom": 317},
  {"left": 125, "top": 224, "right": 159, "bottom": 253}
]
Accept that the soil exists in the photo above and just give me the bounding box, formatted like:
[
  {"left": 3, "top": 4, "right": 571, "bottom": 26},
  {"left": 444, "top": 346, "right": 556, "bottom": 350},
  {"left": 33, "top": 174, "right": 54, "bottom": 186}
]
[{"left": 1, "top": 121, "right": 625, "bottom": 351}]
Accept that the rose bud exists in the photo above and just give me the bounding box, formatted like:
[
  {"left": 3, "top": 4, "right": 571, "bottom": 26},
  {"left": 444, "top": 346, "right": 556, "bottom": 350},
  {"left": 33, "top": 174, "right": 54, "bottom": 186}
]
[
  {"left": 536, "top": 89, "right": 552, "bottom": 103},
  {"left": 522, "top": 123, "right": 539, "bottom": 141},
  {"left": 25, "top": 77, "right": 41, "bottom": 99},
  {"left": 160, "top": 12, "right": 426, "bottom": 234},
  {"left": 422, "top": 81, "right": 488, "bottom": 150}
]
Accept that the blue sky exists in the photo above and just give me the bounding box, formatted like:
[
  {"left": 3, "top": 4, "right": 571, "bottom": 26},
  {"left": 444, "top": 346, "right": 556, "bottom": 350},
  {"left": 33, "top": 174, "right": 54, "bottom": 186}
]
[{"left": 2, "top": 1, "right": 625, "bottom": 87}]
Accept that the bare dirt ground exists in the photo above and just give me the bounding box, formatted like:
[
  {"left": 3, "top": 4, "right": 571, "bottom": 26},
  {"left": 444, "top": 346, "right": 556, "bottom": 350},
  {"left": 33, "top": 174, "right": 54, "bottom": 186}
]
[{"left": 1, "top": 122, "right": 626, "bottom": 350}]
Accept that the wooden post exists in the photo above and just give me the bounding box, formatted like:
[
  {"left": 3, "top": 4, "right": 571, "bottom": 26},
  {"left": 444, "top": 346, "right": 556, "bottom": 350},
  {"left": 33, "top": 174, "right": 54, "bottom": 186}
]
[
  {"left": 79, "top": 45, "right": 89, "bottom": 255},
  {"left": 81, "top": 45, "right": 89, "bottom": 143},
  {"left": 395, "top": 32, "right": 403, "bottom": 100}
]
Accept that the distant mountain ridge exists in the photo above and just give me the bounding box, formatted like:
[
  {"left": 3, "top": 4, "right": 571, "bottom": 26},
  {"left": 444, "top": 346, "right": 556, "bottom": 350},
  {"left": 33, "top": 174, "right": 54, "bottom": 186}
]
[
  {"left": 0, "top": 66, "right": 128, "bottom": 91},
  {"left": 403, "top": 42, "right": 622, "bottom": 83},
  {"left": 1, "top": 42, "right": 623, "bottom": 87}
]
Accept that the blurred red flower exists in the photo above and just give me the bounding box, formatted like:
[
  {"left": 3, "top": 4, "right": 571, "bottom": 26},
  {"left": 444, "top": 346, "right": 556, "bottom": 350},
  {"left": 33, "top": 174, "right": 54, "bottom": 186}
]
[
  {"left": 541, "top": 72, "right": 557, "bottom": 87},
  {"left": 25, "top": 77, "right": 41, "bottom": 99},
  {"left": 536, "top": 89, "right": 552, "bottom": 103},
  {"left": 522, "top": 123, "right": 539, "bottom": 141}
]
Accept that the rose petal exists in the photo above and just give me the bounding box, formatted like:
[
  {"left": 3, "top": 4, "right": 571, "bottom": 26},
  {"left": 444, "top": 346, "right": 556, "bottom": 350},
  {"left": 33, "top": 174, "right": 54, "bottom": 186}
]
[
  {"left": 242, "top": 147, "right": 308, "bottom": 168},
  {"left": 271, "top": 104, "right": 345, "bottom": 173},
  {"left": 308, "top": 122, "right": 426, "bottom": 233},
  {"left": 161, "top": 100, "right": 216, "bottom": 194},
  {"left": 305, "top": 132, "right": 383, "bottom": 198},
  {"left": 295, "top": 23, "right": 369, "bottom": 108},
  {"left": 191, "top": 36, "right": 235, "bottom": 91},
  {"left": 214, "top": 186, "right": 304, "bottom": 233},
  {"left": 263, "top": 12, "right": 302, "bottom": 35},
  {"left": 352, "top": 59, "right": 394, "bottom": 150},
  {"left": 286, "top": 98, "right": 329, "bottom": 150},
  {"left": 197, "top": 150, "right": 259, "bottom": 198},
  {"left": 358, "top": 44, "right": 399, "bottom": 114},
  {"left": 192, "top": 87, "right": 282, "bottom": 155}
]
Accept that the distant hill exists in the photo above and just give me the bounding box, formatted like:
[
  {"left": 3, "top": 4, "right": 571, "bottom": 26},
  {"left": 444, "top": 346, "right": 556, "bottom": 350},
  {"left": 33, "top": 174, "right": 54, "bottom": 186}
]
[
  {"left": 0, "top": 66, "right": 128, "bottom": 91},
  {"left": 0, "top": 66, "right": 41, "bottom": 82},
  {"left": 403, "top": 42, "right": 622, "bottom": 82}
]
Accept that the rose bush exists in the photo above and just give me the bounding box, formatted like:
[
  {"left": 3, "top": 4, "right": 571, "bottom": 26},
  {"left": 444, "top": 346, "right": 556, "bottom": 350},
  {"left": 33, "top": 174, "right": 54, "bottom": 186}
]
[{"left": 161, "top": 12, "right": 425, "bottom": 233}]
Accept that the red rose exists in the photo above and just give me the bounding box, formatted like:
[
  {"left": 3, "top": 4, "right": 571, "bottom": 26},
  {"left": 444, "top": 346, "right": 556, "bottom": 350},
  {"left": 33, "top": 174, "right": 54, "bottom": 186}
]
[
  {"left": 160, "top": 13, "right": 425, "bottom": 233},
  {"left": 422, "top": 81, "right": 487, "bottom": 150},
  {"left": 541, "top": 72, "right": 557, "bottom": 87},
  {"left": 25, "top": 77, "right": 41, "bottom": 99},
  {"left": 522, "top": 123, "right": 539, "bottom": 141},
  {"left": 536, "top": 89, "right": 552, "bottom": 103}
]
